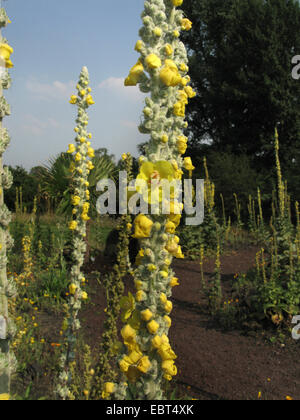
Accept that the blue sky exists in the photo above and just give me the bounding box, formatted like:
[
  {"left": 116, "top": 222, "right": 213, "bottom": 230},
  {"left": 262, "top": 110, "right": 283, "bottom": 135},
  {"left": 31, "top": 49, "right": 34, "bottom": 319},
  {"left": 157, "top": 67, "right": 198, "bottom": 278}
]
[{"left": 2, "top": 0, "right": 148, "bottom": 170}]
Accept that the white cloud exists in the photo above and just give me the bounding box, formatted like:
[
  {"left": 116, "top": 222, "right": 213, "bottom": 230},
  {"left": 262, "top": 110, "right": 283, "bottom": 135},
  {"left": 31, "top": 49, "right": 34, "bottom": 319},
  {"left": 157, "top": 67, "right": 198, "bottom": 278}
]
[
  {"left": 26, "top": 79, "right": 75, "bottom": 101},
  {"left": 98, "top": 77, "right": 124, "bottom": 90},
  {"left": 22, "top": 114, "right": 62, "bottom": 136},
  {"left": 98, "top": 76, "right": 146, "bottom": 102}
]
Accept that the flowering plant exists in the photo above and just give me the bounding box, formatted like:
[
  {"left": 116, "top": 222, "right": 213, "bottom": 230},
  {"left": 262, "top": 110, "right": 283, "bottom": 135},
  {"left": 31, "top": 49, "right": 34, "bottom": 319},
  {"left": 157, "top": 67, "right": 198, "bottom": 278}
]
[
  {"left": 56, "top": 67, "right": 95, "bottom": 400},
  {"left": 104, "top": 0, "right": 196, "bottom": 400}
]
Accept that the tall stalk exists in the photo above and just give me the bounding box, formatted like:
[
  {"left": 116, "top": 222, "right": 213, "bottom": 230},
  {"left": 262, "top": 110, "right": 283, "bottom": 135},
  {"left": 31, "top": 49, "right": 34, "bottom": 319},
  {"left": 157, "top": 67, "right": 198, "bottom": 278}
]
[
  {"left": 105, "top": 0, "right": 196, "bottom": 401},
  {"left": 0, "top": 7, "right": 16, "bottom": 400},
  {"left": 56, "top": 67, "right": 95, "bottom": 400},
  {"left": 91, "top": 154, "right": 134, "bottom": 400}
]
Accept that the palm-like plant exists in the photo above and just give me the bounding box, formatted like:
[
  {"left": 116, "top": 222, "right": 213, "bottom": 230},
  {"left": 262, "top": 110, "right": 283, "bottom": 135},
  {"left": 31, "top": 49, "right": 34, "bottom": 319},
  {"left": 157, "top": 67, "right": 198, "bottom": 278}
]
[
  {"left": 87, "top": 154, "right": 118, "bottom": 217},
  {"left": 37, "top": 151, "right": 117, "bottom": 216}
]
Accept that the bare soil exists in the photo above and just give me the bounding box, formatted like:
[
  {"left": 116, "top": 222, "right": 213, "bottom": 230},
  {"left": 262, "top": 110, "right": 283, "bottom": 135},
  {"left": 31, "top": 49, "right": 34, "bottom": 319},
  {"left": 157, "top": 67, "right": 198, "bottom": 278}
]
[{"left": 20, "top": 247, "right": 300, "bottom": 400}]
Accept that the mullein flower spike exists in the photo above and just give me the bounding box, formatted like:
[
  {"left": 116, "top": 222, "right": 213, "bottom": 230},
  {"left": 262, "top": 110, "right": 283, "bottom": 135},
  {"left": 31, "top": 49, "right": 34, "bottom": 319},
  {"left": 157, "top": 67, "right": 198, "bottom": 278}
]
[
  {"left": 0, "top": 7, "right": 16, "bottom": 400},
  {"left": 105, "top": 0, "right": 196, "bottom": 400},
  {"left": 56, "top": 67, "right": 95, "bottom": 400}
]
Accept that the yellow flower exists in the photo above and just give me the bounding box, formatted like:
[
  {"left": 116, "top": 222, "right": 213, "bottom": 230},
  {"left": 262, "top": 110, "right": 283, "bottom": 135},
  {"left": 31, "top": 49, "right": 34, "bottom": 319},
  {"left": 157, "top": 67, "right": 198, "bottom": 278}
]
[
  {"left": 172, "top": 0, "right": 183, "bottom": 6},
  {"left": 127, "top": 350, "right": 143, "bottom": 365},
  {"left": 136, "top": 161, "right": 176, "bottom": 204},
  {"left": 175, "top": 245, "right": 185, "bottom": 259},
  {"left": 69, "top": 95, "right": 77, "bottom": 105},
  {"left": 184, "top": 86, "right": 196, "bottom": 98},
  {"left": 119, "top": 359, "right": 130, "bottom": 373},
  {"left": 180, "top": 63, "right": 188, "bottom": 72},
  {"left": 81, "top": 292, "right": 88, "bottom": 300},
  {"left": 160, "top": 293, "right": 167, "bottom": 305},
  {"left": 0, "top": 43, "right": 13, "bottom": 68},
  {"left": 82, "top": 202, "right": 90, "bottom": 213},
  {"left": 173, "top": 30, "right": 180, "bottom": 38},
  {"left": 140, "top": 309, "right": 153, "bottom": 322},
  {"left": 162, "top": 360, "right": 177, "bottom": 378},
  {"left": 160, "top": 270, "right": 169, "bottom": 279},
  {"left": 180, "top": 78, "right": 190, "bottom": 89},
  {"left": 152, "top": 335, "right": 162, "bottom": 349},
  {"left": 173, "top": 101, "right": 186, "bottom": 117},
  {"left": 147, "top": 320, "right": 160, "bottom": 334},
  {"left": 125, "top": 61, "right": 144, "bottom": 86},
  {"left": 87, "top": 147, "right": 95, "bottom": 158},
  {"left": 87, "top": 161, "right": 95, "bottom": 170},
  {"left": 153, "top": 27, "right": 162, "bottom": 37},
  {"left": 132, "top": 214, "right": 153, "bottom": 239},
  {"left": 170, "top": 277, "right": 180, "bottom": 287},
  {"left": 122, "top": 153, "right": 128, "bottom": 161},
  {"left": 86, "top": 94, "right": 95, "bottom": 106},
  {"left": 184, "top": 157, "right": 195, "bottom": 171},
  {"left": 134, "top": 279, "right": 143, "bottom": 290},
  {"left": 166, "top": 239, "right": 179, "bottom": 256},
  {"left": 164, "top": 258, "right": 171, "bottom": 266},
  {"left": 145, "top": 54, "right": 162, "bottom": 69},
  {"left": 135, "top": 40, "right": 144, "bottom": 52},
  {"left": 165, "top": 221, "right": 176, "bottom": 234},
  {"left": 181, "top": 18, "right": 193, "bottom": 31},
  {"left": 81, "top": 212, "right": 90, "bottom": 221},
  {"left": 69, "top": 284, "right": 77, "bottom": 295},
  {"left": 121, "top": 324, "right": 136, "bottom": 342},
  {"left": 177, "top": 136, "right": 188, "bottom": 155},
  {"left": 137, "top": 356, "right": 151, "bottom": 373},
  {"left": 75, "top": 152, "right": 82, "bottom": 162},
  {"left": 158, "top": 344, "right": 177, "bottom": 361},
  {"left": 69, "top": 221, "right": 78, "bottom": 231},
  {"left": 120, "top": 292, "right": 136, "bottom": 323},
  {"left": 164, "top": 301, "right": 173, "bottom": 313},
  {"left": 165, "top": 44, "right": 173, "bottom": 56},
  {"left": 0, "top": 394, "right": 10, "bottom": 400},
  {"left": 136, "top": 290, "right": 146, "bottom": 302},
  {"left": 72, "top": 195, "right": 81, "bottom": 206},
  {"left": 67, "top": 144, "right": 76, "bottom": 154},
  {"left": 160, "top": 60, "right": 182, "bottom": 87},
  {"left": 102, "top": 383, "right": 115, "bottom": 399},
  {"left": 167, "top": 201, "right": 182, "bottom": 228},
  {"left": 161, "top": 134, "right": 169, "bottom": 143},
  {"left": 164, "top": 315, "right": 172, "bottom": 328},
  {"left": 178, "top": 90, "right": 189, "bottom": 105}
]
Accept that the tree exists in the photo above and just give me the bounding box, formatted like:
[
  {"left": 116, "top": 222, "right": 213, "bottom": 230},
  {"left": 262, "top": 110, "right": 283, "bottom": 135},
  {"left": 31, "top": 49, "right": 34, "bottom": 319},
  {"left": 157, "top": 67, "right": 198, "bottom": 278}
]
[
  {"left": 4, "top": 166, "right": 39, "bottom": 212},
  {"left": 181, "top": 0, "right": 300, "bottom": 178}
]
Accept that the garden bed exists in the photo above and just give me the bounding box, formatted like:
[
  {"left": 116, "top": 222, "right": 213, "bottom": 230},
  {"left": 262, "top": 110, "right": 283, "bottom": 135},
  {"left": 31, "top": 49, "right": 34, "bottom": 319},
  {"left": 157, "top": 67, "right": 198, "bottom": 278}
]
[{"left": 18, "top": 247, "right": 299, "bottom": 400}]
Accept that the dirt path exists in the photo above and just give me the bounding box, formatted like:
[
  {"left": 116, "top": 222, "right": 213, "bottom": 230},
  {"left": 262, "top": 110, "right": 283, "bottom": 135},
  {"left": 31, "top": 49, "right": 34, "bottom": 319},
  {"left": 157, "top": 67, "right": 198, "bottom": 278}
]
[
  {"left": 171, "top": 248, "right": 299, "bottom": 400},
  {"left": 35, "top": 247, "right": 299, "bottom": 400}
]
